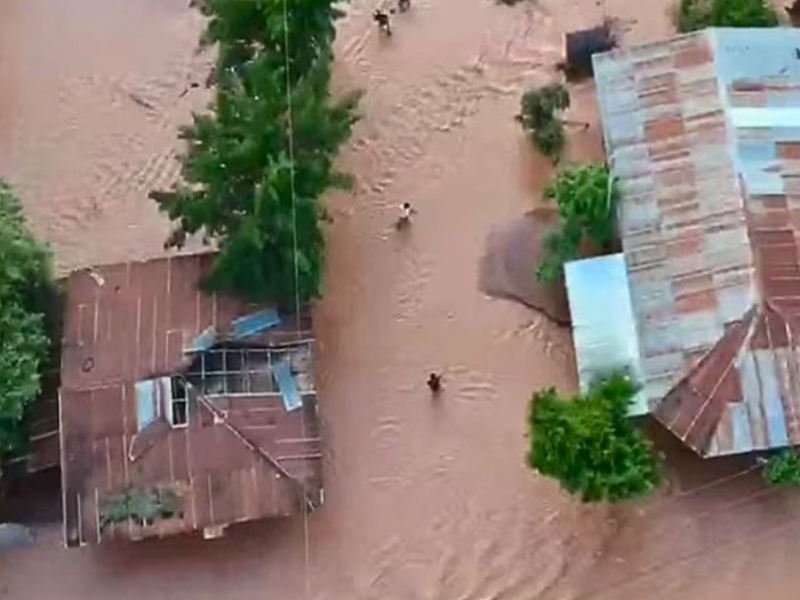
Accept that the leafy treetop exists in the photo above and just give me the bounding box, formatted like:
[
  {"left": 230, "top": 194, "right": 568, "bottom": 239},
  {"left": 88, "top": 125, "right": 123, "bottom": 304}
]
[
  {"left": 516, "top": 84, "right": 570, "bottom": 161},
  {"left": 763, "top": 451, "right": 800, "bottom": 486},
  {"left": 0, "top": 181, "right": 55, "bottom": 457},
  {"left": 537, "top": 163, "right": 618, "bottom": 282},
  {"left": 675, "top": 0, "right": 778, "bottom": 32},
  {"left": 527, "top": 373, "right": 660, "bottom": 503},
  {"left": 200, "top": 0, "right": 339, "bottom": 81},
  {"left": 151, "top": 0, "right": 358, "bottom": 307}
]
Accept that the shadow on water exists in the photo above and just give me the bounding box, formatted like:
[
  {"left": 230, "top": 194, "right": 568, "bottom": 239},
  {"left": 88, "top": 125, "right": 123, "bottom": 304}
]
[
  {"left": 0, "top": 469, "right": 62, "bottom": 524},
  {"left": 90, "top": 517, "right": 295, "bottom": 573},
  {"left": 643, "top": 417, "right": 761, "bottom": 494}
]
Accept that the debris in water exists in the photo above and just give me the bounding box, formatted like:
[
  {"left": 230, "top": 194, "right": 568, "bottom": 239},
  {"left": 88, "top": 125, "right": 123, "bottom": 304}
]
[{"left": 126, "top": 91, "right": 156, "bottom": 111}]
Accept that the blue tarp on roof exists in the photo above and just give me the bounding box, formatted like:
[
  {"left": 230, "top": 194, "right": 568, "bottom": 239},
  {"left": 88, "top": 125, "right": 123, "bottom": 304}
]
[
  {"left": 273, "top": 359, "right": 302, "bottom": 412},
  {"left": 231, "top": 308, "right": 280, "bottom": 339},
  {"left": 188, "top": 327, "right": 217, "bottom": 353},
  {"left": 565, "top": 253, "right": 647, "bottom": 415}
]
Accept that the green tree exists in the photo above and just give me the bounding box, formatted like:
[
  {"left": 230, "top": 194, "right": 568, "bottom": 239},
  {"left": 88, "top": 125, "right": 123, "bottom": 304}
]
[
  {"left": 527, "top": 373, "right": 660, "bottom": 503},
  {"left": 0, "top": 181, "right": 55, "bottom": 459},
  {"left": 151, "top": 0, "right": 358, "bottom": 306},
  {"left": 537, "top": 163, "right": 618, "bottom": 282},
  {"left": 763, "top": 451, "right": 800, "bottom": 486},
  {"left": 516, "top": 84, "right": 570, "bottom": 161},
  {"left": 676, "top": 0, "right": 778, "bottom": 32},
  {"left": 199, "top": 0, "right": 339, "bottom": 81}
]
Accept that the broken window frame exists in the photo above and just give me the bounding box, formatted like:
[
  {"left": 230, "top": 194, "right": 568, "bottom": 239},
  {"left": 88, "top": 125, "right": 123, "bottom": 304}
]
[
  {"left": 169, "top": 376, "right": 190, "bottom": 428},
  {"left": 188, "top": 348, "right": 276, "bottom": 398},
  {"left": 185, "top": 344, "right": 315, "bottom": 399}
]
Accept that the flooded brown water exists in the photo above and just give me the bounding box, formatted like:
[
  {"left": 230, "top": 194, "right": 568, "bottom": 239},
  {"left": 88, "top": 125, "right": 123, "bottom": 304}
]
[{"left": 2, "top": 0, "right": 800, "bottom": 599}]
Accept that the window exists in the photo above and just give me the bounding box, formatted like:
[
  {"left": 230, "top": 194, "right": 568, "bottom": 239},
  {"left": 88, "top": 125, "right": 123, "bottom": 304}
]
[
  {"left": 169, "top": 376, "right": 189, "bottom": 427},
  {"left": 180, "top": 346, "right": 313, "bottom": 398},
  {"left": 185, "top": 348, "right": 274, "bottom": 397},
  {"left": 172, "top": 400, "right": 188, "bottom": 427}
]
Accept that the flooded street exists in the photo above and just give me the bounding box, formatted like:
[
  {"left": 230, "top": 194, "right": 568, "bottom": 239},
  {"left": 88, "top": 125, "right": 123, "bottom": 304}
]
[{"left": 2, "top": 0, "right": 800, "bottom": 599}]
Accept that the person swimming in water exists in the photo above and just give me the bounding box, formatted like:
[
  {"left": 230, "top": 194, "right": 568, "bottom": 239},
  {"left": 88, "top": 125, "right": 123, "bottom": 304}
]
[
  {"left": 396, "top": 202, "right": 415, "bottom": 229},
  {"left": 373, "top": 9, "right": 392, "bottom": 36},
  {"left": 427, "top": 372, "right": 442, "bottom": 394}
]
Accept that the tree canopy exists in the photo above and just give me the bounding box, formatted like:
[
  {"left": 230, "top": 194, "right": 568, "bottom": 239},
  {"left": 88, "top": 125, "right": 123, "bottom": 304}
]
[
  {"left": 151, "top": 0, "right": 359, "bottom": 306},
  {"left": 675, "top": 0, "right": 778, "bottom": 32},
  {"left": 527, "top": 373, "right": 660, "bottom": 503},
  {"left": 536, "top": 163, "right": 618, "bottom": 282},
  {"left": 0, "top": 181, "right": 55, "bottom": 458},
  {"left": 516, "top": 84, "right": 570, "bottom": 161}
]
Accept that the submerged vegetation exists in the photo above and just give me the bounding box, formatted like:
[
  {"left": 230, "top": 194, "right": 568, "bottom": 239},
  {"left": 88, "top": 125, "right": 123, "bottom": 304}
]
[
  {"left": 527, "top": 373, "right": 660, "bottom": 503},
  {"left": 151, "top": 0, "right": 359, "bottom": 307},
  {"left": 675, "top": 0, "right": 778, "bottom": 32},
  {"left": 516, "top": 84, "right": 570, "bottom": 162},
  {"left": 0, "top": 181, "right": 56, "bottom": 466},
  {"left": 536, "top": 163, "right": 618, "bottom": 282}
]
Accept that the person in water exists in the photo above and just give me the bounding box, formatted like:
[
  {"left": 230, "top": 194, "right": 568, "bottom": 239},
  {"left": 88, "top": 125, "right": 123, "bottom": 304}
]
[
  {"left": 427, "top": 372, "right": 442, "bottom": 394},
  {"left": 397, "top": 202, "right": 415, "bottom": 229},
  {"left": 373, "top": 9, "right": 392, "bottom": 36}
]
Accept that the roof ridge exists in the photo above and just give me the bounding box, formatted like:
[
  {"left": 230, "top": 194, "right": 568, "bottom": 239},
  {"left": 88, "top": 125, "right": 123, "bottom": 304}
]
[{"left": 195, "top": 395, "right": 316, "bottom": 511}]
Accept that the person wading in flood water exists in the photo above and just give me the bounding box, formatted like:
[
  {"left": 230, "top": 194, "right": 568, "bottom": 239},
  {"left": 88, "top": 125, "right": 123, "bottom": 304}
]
[
  {"left": 373, "top": 9, "right": 392, "bottom": 36},
  {"left": 427, "top": 373, "right": 443, "bottom": 395},
  {"left": 396, "top": 202, "right": 415, "bottom": 229}
]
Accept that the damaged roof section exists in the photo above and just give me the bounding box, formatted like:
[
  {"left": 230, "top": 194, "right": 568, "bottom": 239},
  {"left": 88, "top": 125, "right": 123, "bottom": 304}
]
[
  {"left": 593, "top": 28, "right": 800, "bottom": 457},
  {"left": 59, "top": 253, "right": 322, "bottom": 547}
]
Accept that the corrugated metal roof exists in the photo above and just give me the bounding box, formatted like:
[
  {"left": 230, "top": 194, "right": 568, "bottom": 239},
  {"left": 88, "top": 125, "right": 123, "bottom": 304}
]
[
  {"left": 565, "top": 254, "right": 647, "bottom": 415},
  {"left": 592, "top": 28, "right": 800, "bottom": 456},
  {"left": 59, "top": 254, "right": 322, "bottom": 546}
]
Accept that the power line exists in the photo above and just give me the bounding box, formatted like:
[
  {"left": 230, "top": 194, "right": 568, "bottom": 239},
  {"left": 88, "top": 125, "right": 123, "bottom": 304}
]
[
  {"left": 279, "top": 1, "right": 311, "bottom": 598},
  {"left": 521, "top": 459, "right": 772, "bottom": 600},
  {"left": 281, "top": 0, "right": 302, "bottom": 337},
  {"left": 636, "top": 461, "right": 762, "bottom": 517},
  {"left": 569, "top": 489, "right": 800, "bottom": 600},
  {"left": 555, "top": 472, "right": 795, "bottom": 600}
]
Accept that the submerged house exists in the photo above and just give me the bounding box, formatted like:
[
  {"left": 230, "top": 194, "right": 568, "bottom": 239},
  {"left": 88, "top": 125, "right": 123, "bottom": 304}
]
[
  {"left": 566, "top": 28, "right": 800, "bottom": 457},
  {"left": 58, "top": 253, "right": 322, "bottom": 546}
]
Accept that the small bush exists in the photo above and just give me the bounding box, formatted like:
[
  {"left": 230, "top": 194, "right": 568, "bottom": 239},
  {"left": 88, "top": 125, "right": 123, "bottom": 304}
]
[
  {"left": 527, "top": 373, "right": 660, "bottom": 503},
  {"left": 537, "top": 226, "right": 582, "bottom": 283},
  {"left": 675, "top": 0, "right": 778, "bottom": 32},
  {"left": 100, "top": 486, "right": 183, "bottom": 531},
  {"left": 517, "top": 84, "right": 570, "bottom": 161},
  {"left": 536, "top": 163, "right": 618, "bottom": 282},
  {"left": 763, "top": 451, "right": 800, "bottom": 486}
]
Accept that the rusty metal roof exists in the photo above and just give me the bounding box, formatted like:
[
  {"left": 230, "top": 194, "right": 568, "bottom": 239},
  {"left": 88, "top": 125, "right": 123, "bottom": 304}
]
[
  {"left": 593, "top": 29, "right": 800, "bottom": 456},
  {"left": 59, "top": 253, "right": 322, "bottom": 546}
]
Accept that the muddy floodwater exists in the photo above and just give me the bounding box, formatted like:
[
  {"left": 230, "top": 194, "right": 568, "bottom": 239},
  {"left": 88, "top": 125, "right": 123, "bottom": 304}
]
[{"left": 3, "top": 0, "right": 800, "bottom": 599}]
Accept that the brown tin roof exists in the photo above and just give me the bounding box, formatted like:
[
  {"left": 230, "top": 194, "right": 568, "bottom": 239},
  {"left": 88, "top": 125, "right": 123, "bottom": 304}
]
[{"left": 58, "top": 253, "right": 322, "bottom": 546}]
